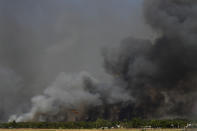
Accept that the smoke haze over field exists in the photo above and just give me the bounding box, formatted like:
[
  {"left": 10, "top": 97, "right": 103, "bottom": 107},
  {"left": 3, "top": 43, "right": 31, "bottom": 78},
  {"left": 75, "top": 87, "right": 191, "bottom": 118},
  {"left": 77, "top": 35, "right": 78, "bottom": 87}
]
[{"left": 1, "top": 0, "right": 197, "bottom": 122}]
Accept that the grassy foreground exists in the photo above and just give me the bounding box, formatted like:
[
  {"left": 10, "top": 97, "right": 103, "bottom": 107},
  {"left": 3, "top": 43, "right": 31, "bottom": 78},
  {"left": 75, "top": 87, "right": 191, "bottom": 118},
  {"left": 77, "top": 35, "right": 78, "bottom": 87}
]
[{"left": 0, "top": 129, "right": 195, "bottom": 131}]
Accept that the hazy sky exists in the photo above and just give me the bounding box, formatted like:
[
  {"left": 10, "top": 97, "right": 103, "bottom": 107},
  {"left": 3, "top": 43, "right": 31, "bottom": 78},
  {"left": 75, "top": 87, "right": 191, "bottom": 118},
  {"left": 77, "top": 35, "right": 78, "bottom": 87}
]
[
  {"left": 0, "top": 0, "right": 151, "bottom": 79},
  {"left": 0, "top": 0, "right": 153, "bottom": 121}
]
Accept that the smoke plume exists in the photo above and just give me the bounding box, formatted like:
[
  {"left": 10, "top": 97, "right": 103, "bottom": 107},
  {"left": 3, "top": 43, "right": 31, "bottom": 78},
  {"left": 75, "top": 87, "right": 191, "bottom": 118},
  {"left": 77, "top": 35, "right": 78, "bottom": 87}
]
[
  {"left": 9, "top": 71, "right": 131, "bottom": 122},
  {"left": 0, "top": 0, "right": 144, "bottom": 122},
  {"left": 103, "top": 0, "right": 197, "bottom": 119},
  {"left": 2, "top": 0, "right": 197, "bottom": 122},
  {"left": 102, "top": 0, "right": 197, "bottom": 119}
]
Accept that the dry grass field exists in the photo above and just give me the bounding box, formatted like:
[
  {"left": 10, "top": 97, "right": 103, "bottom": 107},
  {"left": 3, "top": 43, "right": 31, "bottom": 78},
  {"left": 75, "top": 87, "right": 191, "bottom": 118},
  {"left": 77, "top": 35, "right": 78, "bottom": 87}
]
[{"left": 0, "top": 129, "right": 195, "bottom": 131}]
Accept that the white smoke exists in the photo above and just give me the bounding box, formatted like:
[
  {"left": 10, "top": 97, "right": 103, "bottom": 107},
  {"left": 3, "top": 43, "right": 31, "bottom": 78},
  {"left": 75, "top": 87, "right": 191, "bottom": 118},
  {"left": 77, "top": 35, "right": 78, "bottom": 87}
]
[
  {"left": 9, "top": 71, "right": 102, "bottom": 122},
  {"left": 9, "top": 70, "right": 133, "bottom": 122}
]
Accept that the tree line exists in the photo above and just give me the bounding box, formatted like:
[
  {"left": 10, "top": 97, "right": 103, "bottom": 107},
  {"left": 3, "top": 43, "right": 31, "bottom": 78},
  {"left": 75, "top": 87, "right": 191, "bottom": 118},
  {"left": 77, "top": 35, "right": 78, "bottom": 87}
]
[{"left": 0, "top": 118, "right": 192, "bottom": 129}]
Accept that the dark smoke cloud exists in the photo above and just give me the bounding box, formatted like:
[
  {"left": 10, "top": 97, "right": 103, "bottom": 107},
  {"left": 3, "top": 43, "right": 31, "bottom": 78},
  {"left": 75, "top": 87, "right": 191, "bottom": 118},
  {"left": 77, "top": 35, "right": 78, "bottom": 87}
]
[
  {"left": 3, "top": 0, "right": 197, "bottom": 122},
  {"left": 0, "top": 0, "right": 149, "bottom": 122},
  {"left": 143, "top": 0, "right": 197, "bottom": 118},
  {"left": 102, "top": 0, "right": 197, "bottom": 119}
]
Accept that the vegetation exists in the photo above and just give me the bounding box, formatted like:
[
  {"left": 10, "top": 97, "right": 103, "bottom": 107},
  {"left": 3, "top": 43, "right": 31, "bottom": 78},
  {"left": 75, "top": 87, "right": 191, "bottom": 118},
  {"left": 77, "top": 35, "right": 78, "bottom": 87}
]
[
  {"left": 0, "top": 118, "right": 192, "bottom": 129},
  {"left": 0, "top": 129, "right": 189, "bottom": 131}
]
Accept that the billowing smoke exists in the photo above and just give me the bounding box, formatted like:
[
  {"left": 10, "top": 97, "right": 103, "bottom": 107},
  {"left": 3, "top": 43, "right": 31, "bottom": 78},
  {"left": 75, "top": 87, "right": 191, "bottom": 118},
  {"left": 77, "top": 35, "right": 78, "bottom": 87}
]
[
  {"left": 102, "top": 0, "right": 197, "bottom": 119},
  {"left": 9, "top": 71, "right": 131, "bottom": 122},
  {"left": 9, "top": 72, "right": 102, "bottom": 122},
  {"left": 0, "top": 0, "right": 144, "bottom": 122},
  {"left": 3, "top": 0, "right": 197, "bottom": 122}
]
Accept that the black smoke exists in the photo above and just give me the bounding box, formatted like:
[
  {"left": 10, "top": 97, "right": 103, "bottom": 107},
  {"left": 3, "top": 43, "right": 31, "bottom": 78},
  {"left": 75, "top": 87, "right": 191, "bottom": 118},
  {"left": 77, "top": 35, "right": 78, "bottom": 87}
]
[
  {"left": 7, "top": 0, "right": 197, "bottom": 121},
  {"left": 103, "top": 0, "right": 197, "bottom": 119}
]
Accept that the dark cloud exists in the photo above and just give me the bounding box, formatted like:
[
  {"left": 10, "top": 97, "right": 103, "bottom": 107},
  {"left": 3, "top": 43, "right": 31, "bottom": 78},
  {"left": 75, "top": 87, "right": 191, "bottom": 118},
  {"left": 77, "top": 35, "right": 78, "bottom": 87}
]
[
  {"left": 4, "top": 0, "right": 196, "bottom": 122},
  {"left": 0, "top": 0, "right": 148, "bottom": 121},
  {"left": 102, "top": 0, "right": 197, "bottom": 119}
]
